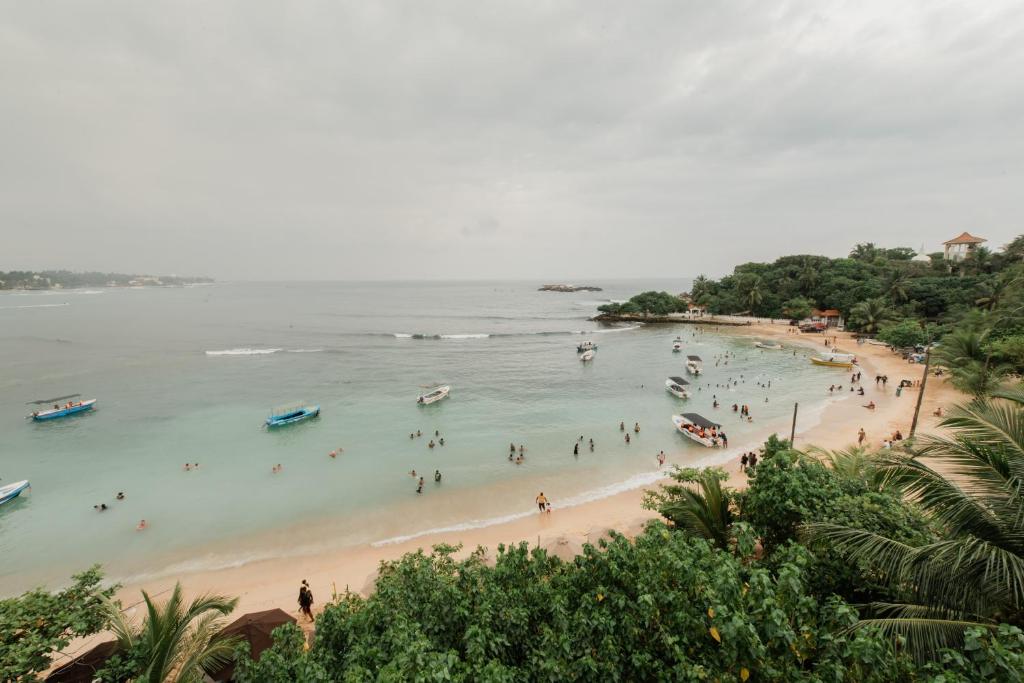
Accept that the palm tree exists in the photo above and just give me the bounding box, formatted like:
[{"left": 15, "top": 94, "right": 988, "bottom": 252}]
[
  {"left": 809, "top": 445, "right": 890, "bottom": 493},
  {"left": 739, "top": 275, "right": 764, "bottom": 314},
  {"left": 934, "top": 326, "right": 1009, "bottom": 398},
  {"left": 850, "top": 243, "right": 880, "bottom": 261},
  {"left": 965, "top": 246, "right": 994, "bottom": 275},
  {"left": 105, "top": 583, "right": 239, "bottom": 682},
  {"left": 883, "top": 269, "right": 910, "bottom": 304},
  {"left": 848, "top": 298, "right": 894, "bottom": 335},
  {"left": 644, "top": 467, "right": 733, "bottom": 549},
  {"left": 804, "top": 389, "right": 1024, "bottom": 660},
  {"left": 798, "top": 260, "right": 818, "bottom": 295},
  {"left": 690, "top": 274, "right": 711, "bottom": 300},
  {"left": 975, "top": 273, "right": 1020, "bottom": 311}
]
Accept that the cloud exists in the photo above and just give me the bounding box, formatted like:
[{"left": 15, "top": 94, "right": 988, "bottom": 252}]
[{"left": 1, "top": 1, "right": 1022, "bottom": 279}]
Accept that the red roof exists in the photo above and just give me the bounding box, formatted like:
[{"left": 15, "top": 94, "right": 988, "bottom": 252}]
[
  {"left": 812, "top": 309, "right": 841, "bottom": 318},
  {"left": 944, "top": 231, "right": 986, "bottom": 245}
]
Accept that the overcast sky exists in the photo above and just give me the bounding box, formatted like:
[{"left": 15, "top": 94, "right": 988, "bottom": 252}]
[{"left": 2, "top": 1, "right": 1022, "bottom": 280}]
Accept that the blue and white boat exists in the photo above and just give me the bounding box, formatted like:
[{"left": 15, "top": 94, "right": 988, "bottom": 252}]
[
  {"left": 31, "top": 399, "right": 97, "bottom": 421},
  {"left": 0, "top": 480, "right": 30, "bottom": 506},
  {"left": 266, "top": 404, "right": 320, "bottom": 428}
]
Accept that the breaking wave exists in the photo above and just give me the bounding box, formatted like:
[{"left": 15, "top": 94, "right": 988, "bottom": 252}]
[{"left": 205, "top": 348, "right": 282, "bottom": 356}]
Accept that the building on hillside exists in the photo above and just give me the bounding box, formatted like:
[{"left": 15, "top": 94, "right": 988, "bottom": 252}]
[
  {"left": 943, "top": 232, "right": 986, "bottom": 262},
  {"left": 811, "top": 308, "right": 843, "bottom": 328}
]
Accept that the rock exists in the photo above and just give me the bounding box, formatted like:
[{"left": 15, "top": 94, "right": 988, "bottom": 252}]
[{"left": 538, "top": 284, "right": 603, "bottom": 292}]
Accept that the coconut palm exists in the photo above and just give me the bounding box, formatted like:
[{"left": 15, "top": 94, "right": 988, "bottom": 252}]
[
  {"left": 884, "top": 269, "right": 910, "bottom": 304},
  {"left": 644, "top": 467, "right": 733, "bottom": 549},
  {"left": 850, "top": 242, "right": 880, "bottom": 261},
  {"left": 934, "top": 326, "right": 1010, "bottom": 398},
  {"left": 965, "top": 246, "right": 994, "bottom": 275},
  {"left": 738, "top": 275, "right": 765, "bottom": 314},
  {"left": 804, "top": 390, "right": 1024, "bottom": 661},
  {"left": 975, "top": 272, "right": 1020, "bottom": 311},
  {"left": 798, "top": 260, "right": 818, "bottom": 295},
  {"left": 690, "top": 274, "right": 711, "bottom": 300},
  {"left": 809, "top": 445, "right": 890, "bottom": 493},
  {"left": 848, "top": 298, "right": 894, "bottom": 335},
  {"left": 104, "top": 583, "right": 239, "bottom": 683}
]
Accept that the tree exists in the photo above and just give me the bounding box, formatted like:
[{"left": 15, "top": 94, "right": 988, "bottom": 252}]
[
  {"left": 690, "top": 275, "right": 712, "bottom": 301},
  {"left": 877, "top": 320, "right": 928, "bottom": 349},
  {"left": 643, "top": 467, "right": 734, "bottom": 549},
  {"left": 884, "top": 269, "right": 911, "bottom": 304},
  {"left": 934, "top": 327, "right": 1010, "bottom": 398},
  {"left": 850, "top": 243, "right": 881, "bottom": 261},
  {"left": 0, "top": 566, "right": 116, "bottom": 681},
  {"left": 965, "top": 246, "right": 994, "bottom": 275},
  {"left": 101, "top": 583, "right": 239, "bottom": 683},
  {"left": 804, "top": 389, "right": 1024, "bottom": 660},
  {"left": 738, "top": 274, "right": 765, "bottom": 313},
  {"left": 798, "top": 260, "right": 819, "bottom": 295},
  {"left": 975, "top": 272, "right": 1020, "bottom": 311},
  {"left": 848, "top": 298, "right": 895, "bottom": 335},
  {"left": 782, "top": 296, "right": 814, "bottom": 321}
]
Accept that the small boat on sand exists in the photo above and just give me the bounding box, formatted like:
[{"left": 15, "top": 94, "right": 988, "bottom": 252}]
[
  {"left": 810, "top": 350, "right": 856, "bottom": 369},
  {"left": 754, "top": 340, "right": 783, "bottom": 350},
  {"left": 685, "top": 355, "right": 703, "bottom": 375},
  {"left": 672, "top": 413, "right": 725, "bottom": 447},
  {"left": 266, "top": 404, "right": 320, "bottom": 427},
  {"left": 577, "top": 341, "right": 597, "bottom": 353},
  {"left": 0, "top": 480, "right": 30, "bottom": 506},
  {"left": 31, "top": 399, "right": 97, "bottom": 421},
  {"left": 579, "top": 349, "right": 595, "bottom": 362},
  {"left": 417, "top": 386, "right": 451, "bottom": 405},
  {"left": 665, "top": 376, "right": 691, "bottom": 399}
]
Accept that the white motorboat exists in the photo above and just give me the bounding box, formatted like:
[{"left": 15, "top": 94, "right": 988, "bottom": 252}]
[
  {"left": 672, "top": 340, "right": 683, "bottom": 352},
  {"left": 417, "top": 385, "right": 451, "bottom": 404},
  {"left": 672, "top": 414, "right": 724, "bottom": 448},
  {"left": 754, "top": 340, "right": 783, "bottom": 350},
  {"left": 0, "top": 480, "right": 29, "bottom": 506},
  {"left": 577, "top": 340, "right": 597, "bottom": 352},
  {"left": 685, "top": 355, "right": 703, "bottom": 375},
  {"left": 665, "top": 376, "right": 691, "bottom": 399},
  {"left": 580, "top": 349, "right": 595, "bottom": 362}
]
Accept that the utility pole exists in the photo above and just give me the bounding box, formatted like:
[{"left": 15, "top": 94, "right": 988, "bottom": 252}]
[
  {"left": 909, "top": 348, "right": 932, "bottom": 439},
  {"left": 789, "top": 402, "right": 799, "bottom": 446}
]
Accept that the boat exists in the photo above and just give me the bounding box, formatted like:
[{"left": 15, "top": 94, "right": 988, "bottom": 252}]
[
  {"left": 265, "top": 404, "right": 320, "bottom": 427},
  {"left": 30, "top": 399, "right": 97, "bottom": 421},
  {"left": 665, "top": 376, "right": 691, "bottom": 399},
  {"left": 579, "top": 349, "right": 595, "bottom": 362},
  {"left": 0, "top": 480, "right": 30, "bottom": 506},
  {"left": 810, "top": 350, "right": 857, "bottom": 369},
  {"left": 754, "top": 340, "right": 783, "bottom": 350},
  {"left": 672, "top": 339, "right": 683, "bottom": 352},
  {"left": 685, "top": 355, "right": 703, "bottom": 375},
  {"left": 577, "top": 341, "right": 597, "bottom": 353},
  {"left": 672, "top": 413, "right": 724, "bottom": 447},
  {"left": 417, "top": 385, "right": 451, "bottom": 405}
]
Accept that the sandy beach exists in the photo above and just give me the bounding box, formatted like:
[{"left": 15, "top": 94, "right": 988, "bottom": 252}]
[{"left": 66, "top": 323, "right": 957, "bottom": 646}]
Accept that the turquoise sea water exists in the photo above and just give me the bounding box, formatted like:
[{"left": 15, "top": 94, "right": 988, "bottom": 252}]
[{"left": 0, "top": 281, "right": 842, "bottom": 593}]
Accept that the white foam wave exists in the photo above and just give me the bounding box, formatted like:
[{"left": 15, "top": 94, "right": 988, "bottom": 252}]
[
  {"left": 205, "top": 348, "right": 282, "bottom": 356},
  {"left": 393, "top": 333, "right": 414, "bottom": 338},
  {"left": 75, "top": 290, "right": 105, "bottom": 295},
  {"left": 286, "top": 348, "right": 324, "bottom": 353},
  {"left": 440, "top": 333, "right": 490, "bottom": 339},
  {"left": 0, "top": 302, "right": 70, "bottom": 310},
  {"left": 595, "top": 324, "right": 641, "bottom": 334}
]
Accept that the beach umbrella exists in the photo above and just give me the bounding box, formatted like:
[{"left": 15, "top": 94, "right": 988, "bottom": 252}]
[
  {"left": 541, "top": 535, "right": 585, "bottom": 561},
  {"left": 207, "top": 608, "right": 296, "bottom": 682},
  {"left": 46, "top": 640, "right": 119, "bottom": 683}
]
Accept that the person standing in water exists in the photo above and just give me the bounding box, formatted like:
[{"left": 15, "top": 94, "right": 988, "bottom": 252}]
[
  {"left": 573, "top": 442, "right": 579, "bottom": 456},
  {"left": 535, "top": 492, "right": 548, "bottom": 512}
]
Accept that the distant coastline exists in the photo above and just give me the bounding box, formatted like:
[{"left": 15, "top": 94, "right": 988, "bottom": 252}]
[
  {"left": 591, "top": 312, "right": 751, "bottom": 326},
  {"left": 538, "top": 283, "right": 603, "bottom": 292},
  {"left": 0, "top": 269, "right": 214, "bottom": 291}
]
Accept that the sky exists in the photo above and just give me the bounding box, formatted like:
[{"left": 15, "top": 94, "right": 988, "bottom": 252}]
[{"left": 2, "top": 1, "right": 1023, "bottom": 281}]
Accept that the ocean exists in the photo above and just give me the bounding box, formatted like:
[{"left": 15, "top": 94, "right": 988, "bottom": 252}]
[{"left": 0, "top": 280, "right": 842, "bottom": 593}]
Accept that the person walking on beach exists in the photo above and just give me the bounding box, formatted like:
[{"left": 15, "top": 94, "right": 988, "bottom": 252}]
[
  {"left": 858, "top": 428, "right": 866, "bottom": 446},
  {"left": 536, "top": 492, "right": 548, "bottom": 512},
  {"left": 740, "top": 453, "right": 748, "bottom": 472},
  {"left": 657, "top": 451, "right": 665, "bottom": 468},
  {"left": 298, "top": 581, "right": 314, "bottom": 622}
]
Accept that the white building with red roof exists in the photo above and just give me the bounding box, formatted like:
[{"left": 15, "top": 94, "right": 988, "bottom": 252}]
[{"left": 943, "top": 232, "right": 987, "bottom": 262}]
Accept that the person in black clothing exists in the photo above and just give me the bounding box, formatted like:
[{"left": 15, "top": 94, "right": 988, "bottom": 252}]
[
  {"left": 298, "top": 581, "right": 314, "bottom": 622},
  {"left": 573, "top": 442, "right": 579, "bottom": 456}
]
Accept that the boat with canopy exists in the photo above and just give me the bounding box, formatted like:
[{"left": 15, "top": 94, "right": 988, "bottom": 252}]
[
  {"left": 30, "top": 397, "right": 97, "bottom": 421},
  {"left": 685, "top": 355, "right": 703, "bottom": 375},
  {"left": 665, "top": 376, "right": 691, "bottom": 399},
  {"left": 672, "top": 413, "right": 724, "bottom": 447}
]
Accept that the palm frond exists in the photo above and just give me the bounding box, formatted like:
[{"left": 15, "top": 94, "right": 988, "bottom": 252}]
[{"left": 854, "top": 617, "right": 994, "bottom": 663}]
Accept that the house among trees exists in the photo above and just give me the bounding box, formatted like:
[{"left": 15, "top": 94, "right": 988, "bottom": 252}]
[
  {"left": 943, "top": 232, "right": 986, "bottom": 262},
  {"left": 810, "top": 308, "right": 843, "bottom": 328}
]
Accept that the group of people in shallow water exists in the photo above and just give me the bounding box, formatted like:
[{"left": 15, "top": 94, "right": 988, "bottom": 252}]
[
  {"left": 93, "top": 491, "right": 125, "bottom": 512},
  {"left": 408, "top": 469, "right": 444, "bottom": 494}
]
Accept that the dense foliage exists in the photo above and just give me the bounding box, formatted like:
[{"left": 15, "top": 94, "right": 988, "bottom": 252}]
[
  {"left": 236, "top": 536, "right": 922, "bottom": 682},
  {"left": 597, "top": 290, "right": 686, "bottom": 316},
  {"left": 0, "top": 270, "right": 212, "bottom": 289},
  {"left": 0, "top": 566, "right": 115, "bottom": 682}
]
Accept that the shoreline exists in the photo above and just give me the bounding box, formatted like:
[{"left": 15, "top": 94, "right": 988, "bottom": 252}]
[{"left": 98, "top": 325, "right": 961, "bottom": 621}]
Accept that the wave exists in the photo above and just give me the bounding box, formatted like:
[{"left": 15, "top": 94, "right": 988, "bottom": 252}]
[
  {"left": 286, "top": 348, "right": 324, "bottom": 353},
  {"left": 594, "top": 324, "right": 641, "bottom": 334},
  {"left": 389, "top": 326, "right": 638, "bottom": 340},
  {"left": 205, "top": 348, "right": 283, "bottom": 356},
  {"left": 0, "top": 302, "right": 70, "bottom": 310}
]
